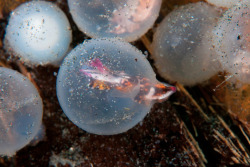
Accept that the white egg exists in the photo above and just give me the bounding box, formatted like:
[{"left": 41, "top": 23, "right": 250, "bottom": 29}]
[
  {"left": 0, "top": 67, "right": 43, "bottom": 156},
  {"left": 212, "top": 1, "right": 250, "bottom": 83},
  {"left": 67, "top": 0, "right": 162, "bottom": 42},
  {"left": 4, "top": 1, "right": 72, "bottom": 66},
  {"left": 152, "top": 2, "right": 221, "bottom": 86}
]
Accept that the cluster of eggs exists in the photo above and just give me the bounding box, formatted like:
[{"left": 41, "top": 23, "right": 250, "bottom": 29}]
[
  {"left": 152, "top": 0, "right": 250, "bottom": 85},
  {"left": 1, "top": 0, "right": 175, "bottom": 156},
  {"left": 4, "top": 0, "right": 162, "bottom": 65},
  {"left": 1, "top": 0, "right": 249, "bottom": 156}
]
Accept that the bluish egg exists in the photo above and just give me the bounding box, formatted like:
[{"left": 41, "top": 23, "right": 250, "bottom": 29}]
[
  {"left": 152, "top": 2, "right": 221, "bottom": 86},
  {"left": 67, "top": 0, "right": 162, "bottom": 42},
  {"left": 56, "top": 38, "right": 176, "bottom": 135},
  {"left": 212, "top": 1, "right": 250, "bottom": 84},
  {"left": 0, "top": 67, "right": 43, "bottom": 156},
  {"left": 4, "top": 1, "right": 72, "bottom": 66}
]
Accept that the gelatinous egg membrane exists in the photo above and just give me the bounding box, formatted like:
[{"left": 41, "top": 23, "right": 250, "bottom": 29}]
[
  {"left": 152, "top": 2, "right": 221, "bottom": 86},
  {"left": 4, "top": 1, "right": 72, "bottom": 66},
  {"left": 206, "top": 0, "right": 242, "bottom": 8},
  {"left": 0, "top": 67, "right": 43, "bottom": 156},
  {"left": 56, "top": 38, "right": 175, "bottom": 135},
  {"left": 212, "top": 1, "right": 250, "bottom": 84},
  {"left": 67, "top": 0, "right": 162, "bottom": 42}
]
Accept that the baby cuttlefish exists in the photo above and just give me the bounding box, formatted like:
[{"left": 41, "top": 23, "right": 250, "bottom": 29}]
[
  {"left": 110, "top": 0, "right": 158, "bottom": 34},
  {"left": 80, "top": 58, "right": 176, "bottom": 105},
  {"left": 57, "top": 38, "right": 175, "bottom": 135}
]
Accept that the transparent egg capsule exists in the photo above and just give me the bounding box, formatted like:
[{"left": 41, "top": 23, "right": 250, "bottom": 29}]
[
  {"left": 0, "top": 67, "right": 43, "bottom": 156},
  {"left": 212, "top": 1, "right": 250, "bottom": 84},
  {"left": 4, "top": 1, "right": 72, "bottom": 66},
  {"left": 152, "top": 2, "right": 221, "bottom": 86},
  {"left": 67, "top": 0, "right": 162, "bottom": 42},
  {"left": 205, "top": 0, "right": 242, "bottom": 8},
  {"left": 56, "top": 38, "right": 176, "bottom": 135}
]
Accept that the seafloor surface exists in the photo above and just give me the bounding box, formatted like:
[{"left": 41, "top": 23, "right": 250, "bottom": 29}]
[{"left": 0, "top": 0, "right": 249, "bottom": 166}]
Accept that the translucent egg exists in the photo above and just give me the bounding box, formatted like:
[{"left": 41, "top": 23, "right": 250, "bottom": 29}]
[
  {"left": 56, "top": 38, "right": 176, "bottom": 135},
  {"left": 0, "top": 67, "right": 43, "bottom": 156},
  {"left": 152, "top": 2, "right": 221, "bottom": 86},
  {"left": 4, "top": 1, "right": 72, "bottom": 66},
  {"left": 212, "top": 1, "right": 250, "bottom": 84},
  {"left": 205, "top": 0, "right": 242, "bottom": 8},
  {"left": 67, "top": 0, "right": 162, "bottom": 42}
]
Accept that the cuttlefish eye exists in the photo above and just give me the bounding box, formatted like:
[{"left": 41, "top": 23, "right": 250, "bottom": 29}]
[{"left": 56, "top": 38, "right": 175, "bottom": 135}]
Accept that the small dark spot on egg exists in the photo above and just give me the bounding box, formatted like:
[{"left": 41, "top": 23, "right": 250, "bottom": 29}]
[{"left": 237, "top": 35, "right": 241, "bottom": 40}]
